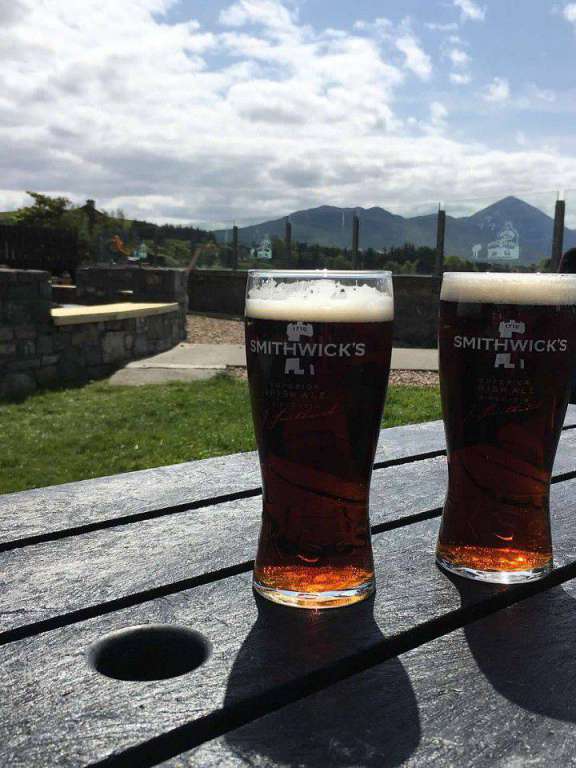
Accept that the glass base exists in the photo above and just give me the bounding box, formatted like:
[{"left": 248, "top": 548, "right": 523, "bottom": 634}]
[
  {"left": 436, "top": 555, "right": 552, "bottom": 584},
  {"left": 253, "top": 577, "right": 375, "bottom": 609}
]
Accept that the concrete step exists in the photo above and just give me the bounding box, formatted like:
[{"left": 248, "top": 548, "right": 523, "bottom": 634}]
[{"left": 109, "top": 344, "right": 438, "bottom": 386}]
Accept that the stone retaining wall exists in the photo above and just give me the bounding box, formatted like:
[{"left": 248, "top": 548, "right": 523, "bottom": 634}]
[
  {"left": 51, "top": 284, "right": 78, "bottom": 304},
  {"left": 0, "top": 269, "right": 186, "bottom": 398},
  {"left": 76, "top": 266, "right": 189, "bottom": 312},
  {"left": 189, "top": 270, "right": 442, "bottom": 348}
]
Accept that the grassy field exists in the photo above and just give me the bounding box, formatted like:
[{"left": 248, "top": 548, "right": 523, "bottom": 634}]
[{"left": 0, "top": 377, "right": 441, "bottom": 494}]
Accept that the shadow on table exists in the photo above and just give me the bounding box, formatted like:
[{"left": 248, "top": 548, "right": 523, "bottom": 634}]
[
  {"left": 223, "top": 593, "right": 421, "bottom": 767},
  {"left": 456, "top": 578, "right": 576, "bottom": 722}
]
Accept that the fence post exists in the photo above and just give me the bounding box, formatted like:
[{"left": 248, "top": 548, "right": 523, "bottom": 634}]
[
  {"left": 551, "top": 192, "right": 566, "bottom": 271},
  {"left": 285, "top": 219, "right": 292, "bottom": 263},
  {"left": 352, "top": 213, "right": 360, "bottom": 269},
  {"left": 435, "top": 203, "right": 446, "bottom": 275},
  {"left": 232, "top": 225, "right": 239, "bottom": 270},
  {"left": 86, "top": 200, "right": 96, "bottom": 236},
  {"left": 153, "top": 229, "right": 159, "bottom": 262}
]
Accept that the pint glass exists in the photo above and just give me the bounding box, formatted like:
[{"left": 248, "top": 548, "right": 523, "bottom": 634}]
[
  {"left": 436, "top": 272, "right": 576, "bottom": 583},
  {"left": 245, "top": 271, "right": 394, "bottom": 608}
]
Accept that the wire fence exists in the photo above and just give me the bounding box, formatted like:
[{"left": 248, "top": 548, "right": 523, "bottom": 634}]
[{"left": 210, "top": 190, "right": 575, "bottom": 274}]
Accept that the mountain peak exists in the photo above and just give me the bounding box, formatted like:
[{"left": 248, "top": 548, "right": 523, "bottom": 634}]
[
  {"left": 215, "top": 196, "right": 575, "bottom": 262},
  {"left": 469, "top": 195, "right": 552, "bottom": 222},
  {"left": 499, "top": 195, "right": 524, "bottom": 204}
]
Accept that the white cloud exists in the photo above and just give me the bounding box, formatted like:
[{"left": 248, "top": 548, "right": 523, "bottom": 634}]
[
  {"left": 219, "top": 0, "right": 298, "bottom": 36},
  {"left": 426, "top": 22, "right": 459, "bottom": 31},
  {"left": 0, "top": 189, "right": 28, "bottom": 210},
  {"left": 512, "top": 84, "right": 558, "bottom": 110},
  {"left": 1, "top": 0, "right": 576, "bottom": 226},
  {"left": 353, "top": 17, "right": 392, "bottom": 35},
  {"left": 484, "top": 77, "right": 511, "bottom": 103},
  {"left": 531, "top": 86, "right": 556, "bottom": 103},
  {"left": 430, "top": 102, "right": 448, "bottom": 127},
  {"left": 444, "top": 44, "right": 471, "bottom": 86},
  {"left": 449, "top": 48, "right": 470, "bottom": 67},
  {"left": 354, "top": 17, "right": 433, "bottom": 80},
  {"left": 450, "top": 72, "right": 471, "bottom": 85},
  {"left": 453, "top": 0, "right": 486, "bottom": 22},
  {"left": 395, "top": 32, "right": 432, "bottom": 80},
  {"left": 564, "top": 4, "right": 576, "bottom": 23}
]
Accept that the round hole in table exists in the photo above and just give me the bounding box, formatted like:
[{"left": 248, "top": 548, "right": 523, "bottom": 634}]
[{"left": 87, "top": 624, "right": 211, "bottom": 681}]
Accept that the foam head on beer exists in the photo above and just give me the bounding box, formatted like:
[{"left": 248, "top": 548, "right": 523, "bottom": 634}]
[
  {"left": 441, "top": 272, "right": 576, "bottom": 306},
  {"left": 246, "top": 278, "right": 394, "bottom": 322}
]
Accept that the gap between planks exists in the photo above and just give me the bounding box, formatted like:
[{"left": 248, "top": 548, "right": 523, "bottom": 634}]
[
  {"left": 0, "top": 505, "right": 442, "bottom": 647},
  {"left": 3, "top": 465, "right": 576, "bottom": 649},
  {"left": 5, "top": 421, "right": 576, "bottom": 555},
  {"left": 85, "top": 555, "right": 576, "bottom": 768},
  {"left": 0, "top": 449, "right": 446, "bottom": 554}
]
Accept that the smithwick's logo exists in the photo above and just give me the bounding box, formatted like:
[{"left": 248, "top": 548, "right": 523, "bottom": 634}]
[
  {"left": 454, "top": 319, "right": 568, "bottom": 371},
  {"left": 286, "top": 323, "right": 314, "bottom": 375},
  {"left": 249, "top": 321, "right": 367, "bottom": 377},
  {"left": 287, "top": 322, "right": 313, "bottom": 342}
]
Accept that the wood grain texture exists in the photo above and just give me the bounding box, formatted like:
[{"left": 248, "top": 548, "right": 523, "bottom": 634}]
[
  {"left": 3, "top": 407, "right": 575, "bottom": 547},
  {"left": 0, "top": 420, "right": 448, "bottom": 543},
  {"left": 3, "top": 412, "right": 576, "bottom": 767},
  {"left": 180, "top": 579, "right": 576, "bottom": 767},
  {"left": 3, "top": 424, "right": 576, "bottom": 636},
  {"left": 0, "top": 456, "right": 446, "bottom": 633},
  {"left": 3, "top": 493, "right": 576, "bottom": 768}
]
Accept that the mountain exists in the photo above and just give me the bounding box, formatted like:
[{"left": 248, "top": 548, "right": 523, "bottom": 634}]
[
  {"left": 462, "top": 197, "right": 569, "bottom": 263},
  {"left": 215, "top": 197, "right": 576, "bottom": 264}
]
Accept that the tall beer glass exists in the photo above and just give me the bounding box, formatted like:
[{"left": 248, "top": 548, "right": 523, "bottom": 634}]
[
  {"left": 245, "top": 271, "right": 394, "bottom": 608},
  {"left": 437, "top": 272, "right": 576, "bottom": 583}
]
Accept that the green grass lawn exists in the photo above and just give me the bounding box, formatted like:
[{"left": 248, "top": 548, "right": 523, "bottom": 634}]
[{"left": 0, "top": 378, "right": 441, "bottom": 494}]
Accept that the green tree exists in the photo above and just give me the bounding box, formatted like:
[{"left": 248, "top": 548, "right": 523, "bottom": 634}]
[
  {"left": 15, "top": 192, "right": 72, "bottom": 228},
  {"left": 536, "top": 259, "right": 553, "bottom": 273},
  {"left": 443, "top": 256, "right": 477, "bottom": 272},
  {"left": 271, "top": 237, "right": 294, "bottom": 268}
]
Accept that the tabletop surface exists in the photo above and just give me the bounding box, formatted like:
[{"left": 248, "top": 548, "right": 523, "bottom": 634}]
[{"left": 3, "top": 408, "right": 576, "bottom": 767}]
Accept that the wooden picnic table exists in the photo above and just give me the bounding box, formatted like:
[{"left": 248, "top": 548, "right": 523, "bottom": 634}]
[{"left": 3, "top": 408, "right": 576, "bottom": 767}]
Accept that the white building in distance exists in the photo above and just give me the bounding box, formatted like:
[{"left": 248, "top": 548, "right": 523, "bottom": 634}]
[
  {"left": 487, "top": 221, "right": 520, "bottom": 262},
  {"left": 251, "top": 236, "right": 273, "bottom": 260}
]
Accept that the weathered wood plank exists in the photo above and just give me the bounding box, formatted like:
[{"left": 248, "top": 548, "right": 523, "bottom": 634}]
[
  {"left": 0, "top": 420, "right": 448, "bottom": 543},
  {"left": 3, "top": 407, "right": 576, "bottom": 545},
  {"left": 0, "top": 456, "right": 446, "bottom": 633},
  {"left": 3, "top": 405, "right": 575, "bottom": 544},
  {"left": 182, "top": 578, "right": 576, "bottom": 768},
  {"left": 0, "top": 405, "right": 576, "bottom": 545},
  {"left": 3, "top": 423, "right": 576, "bottom": 636},
  {"left": 3, "top": 488, "right": 576, "bottom": 768}
]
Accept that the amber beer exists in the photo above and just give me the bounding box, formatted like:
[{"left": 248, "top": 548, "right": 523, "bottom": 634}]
[
  {"left": 437, "top": 272, "right": 576, "bottom": 583},
  {"left": 245, "top": 271, "right": 394, "bottom": 608}
]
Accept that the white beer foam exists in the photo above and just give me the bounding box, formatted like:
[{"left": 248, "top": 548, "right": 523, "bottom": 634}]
[
  {"left": 246, "top": 279, "right": 393, "bottom": 322},
  {"left": 441, "top": 272, "right": 576, "bottom": 306}
]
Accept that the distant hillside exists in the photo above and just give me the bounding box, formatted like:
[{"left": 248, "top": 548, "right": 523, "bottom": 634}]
[
  {"left": 215, "top": 197, "right": 576, "bottom": 264},
  {"left": 0, "top": 205, "right": 211, "bottom": 243}
]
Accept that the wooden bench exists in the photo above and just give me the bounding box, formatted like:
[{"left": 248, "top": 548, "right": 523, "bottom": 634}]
[{"left": 2, "top": 409, "right": 576, "bottom": 766}]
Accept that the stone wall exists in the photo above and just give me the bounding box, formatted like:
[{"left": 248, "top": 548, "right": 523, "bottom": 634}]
[
  {"left": 0, "top": 269, "right": 186, "bottom": 398},
  {"left": 189, "top": 270, "right": 248, "bottom": 318},
  {"left": 393, "top": 275, "right": 442, "bottom": 348},
  {"left": 188, "top": 270, "right": 442, "bottom": 348},
  {"left": 76, "top": 266, "right": 189, "bottom": 313}
]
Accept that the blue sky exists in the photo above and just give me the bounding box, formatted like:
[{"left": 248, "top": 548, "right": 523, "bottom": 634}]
[
  {"left": 1, "top": 0, "right": 576, "bottom": 226},
  {"left": 160, "top": 0, "right": 576, "bottom": 153}
]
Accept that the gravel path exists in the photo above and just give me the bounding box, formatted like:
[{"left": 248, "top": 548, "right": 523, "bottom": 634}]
[
  {"left": 187, "top": 314, "right": 245, "bottom": 345},
  {"left": 187, "top": 314, "right": 439, "bottom": 388}
]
